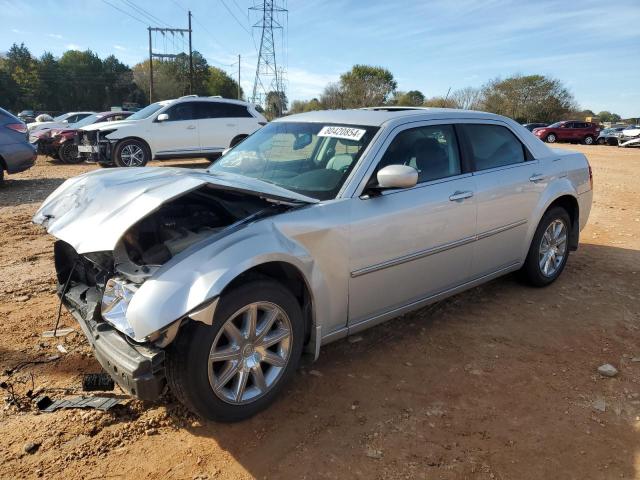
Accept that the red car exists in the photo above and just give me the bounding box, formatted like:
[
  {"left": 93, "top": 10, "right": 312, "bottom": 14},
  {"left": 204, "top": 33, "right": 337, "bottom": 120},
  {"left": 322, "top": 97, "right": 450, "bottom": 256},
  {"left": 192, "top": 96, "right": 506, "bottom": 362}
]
[
  {"left": 532, "top": 121, "right": 600, "bottom": 145},
  {"left": 36, "top": 111, "right": 132, "bottom": 163}
]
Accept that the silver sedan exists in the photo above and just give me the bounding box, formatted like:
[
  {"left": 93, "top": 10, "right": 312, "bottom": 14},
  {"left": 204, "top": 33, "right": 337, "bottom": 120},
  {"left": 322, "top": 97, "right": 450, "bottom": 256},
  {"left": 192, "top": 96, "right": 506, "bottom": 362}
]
[{"left": 34, "top": 107, "right": 593, "bottom": 421}]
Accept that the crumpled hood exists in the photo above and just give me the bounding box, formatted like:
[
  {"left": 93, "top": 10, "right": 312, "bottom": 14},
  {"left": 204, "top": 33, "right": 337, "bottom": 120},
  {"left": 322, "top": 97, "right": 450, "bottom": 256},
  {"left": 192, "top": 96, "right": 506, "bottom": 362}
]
[
  {"left": 33, "top": 167, "right": 317, "bottom": 254},
  {"left": 80, "top": 119, "right": 139, "bottom": 131}
]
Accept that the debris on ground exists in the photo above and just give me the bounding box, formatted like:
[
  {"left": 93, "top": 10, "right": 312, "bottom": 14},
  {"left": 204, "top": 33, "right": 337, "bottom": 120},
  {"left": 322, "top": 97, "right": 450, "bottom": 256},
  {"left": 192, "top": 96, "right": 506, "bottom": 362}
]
[
  {"left": 597, "top": 364, "right": 618, "bottom": 377},
  {"left": 23, "top": 441, "right": 40, "bottom": 454},
  {"left": 56, "top": 344, "right": 68, "bottom": 354},
  {"left": 42, "top": 327, "right": 75, "bottom": 338},
  {"left": 82, "top": 373, "right": 115, "bottom": 392},
  {"left": 39, "top": 395, "right": 123, "bottom": 412},
  {"left": 309, "top": 370, "right": 323, "bottom": 377},
  {"left": 593, "top": 398, "right": 607, "bottom": 412},
  {"left": 365, "top": 447, "right": 383, "bottom": 459},
  {"left": 347, "top": 335, "right": 363, "bottom": 344}
]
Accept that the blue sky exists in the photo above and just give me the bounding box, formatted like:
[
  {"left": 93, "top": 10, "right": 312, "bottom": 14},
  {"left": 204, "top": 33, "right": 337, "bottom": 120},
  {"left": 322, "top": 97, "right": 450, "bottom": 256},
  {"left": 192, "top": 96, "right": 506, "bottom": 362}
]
[{"left": 2, "top": 0, "right": 639, "bottom": 117}]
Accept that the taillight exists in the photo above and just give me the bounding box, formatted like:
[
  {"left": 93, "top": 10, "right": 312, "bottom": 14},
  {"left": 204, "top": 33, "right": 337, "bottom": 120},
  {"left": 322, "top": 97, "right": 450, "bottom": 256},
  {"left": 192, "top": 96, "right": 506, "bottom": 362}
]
[
  {"left": 6, "top": 123, "right": 27, "bottom": 134},
  {"left": 588, "top": 165, "right": 593, "bottom": 190}
]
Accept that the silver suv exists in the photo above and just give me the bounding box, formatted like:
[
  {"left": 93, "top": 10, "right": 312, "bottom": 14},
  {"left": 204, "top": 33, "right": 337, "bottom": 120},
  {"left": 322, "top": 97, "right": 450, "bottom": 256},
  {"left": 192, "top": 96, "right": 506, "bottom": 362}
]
[{"left": 35, "top": 107, "right": 593, "bottom": 421}]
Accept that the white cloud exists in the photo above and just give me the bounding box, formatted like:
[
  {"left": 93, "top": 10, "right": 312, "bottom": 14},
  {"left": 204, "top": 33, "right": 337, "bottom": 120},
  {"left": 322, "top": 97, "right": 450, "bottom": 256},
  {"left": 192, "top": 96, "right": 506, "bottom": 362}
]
[
  {"left": 285, "top": 67, "right": 339, "bottom": 100},
  {"left": 113, "top": 44, "right": 127, "bottom": 51},
  {"left": 47, "top": 33, "right": 63, "bottom": 39},
  {"left": 65, "top": 43, "right": 82, "bottom": 51}
]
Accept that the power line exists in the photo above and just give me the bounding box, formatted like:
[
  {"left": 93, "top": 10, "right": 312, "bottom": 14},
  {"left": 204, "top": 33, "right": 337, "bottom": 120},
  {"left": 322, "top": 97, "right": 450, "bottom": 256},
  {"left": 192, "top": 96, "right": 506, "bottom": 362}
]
[
  {"left": 121, "top": 0, "right": 171, "bottom": 27},
  {"left": 101, "top": 0, "right": 148, "bottom": 25},
  {"left": 219, "top": 0, "right": 252, "bottom": 35}
]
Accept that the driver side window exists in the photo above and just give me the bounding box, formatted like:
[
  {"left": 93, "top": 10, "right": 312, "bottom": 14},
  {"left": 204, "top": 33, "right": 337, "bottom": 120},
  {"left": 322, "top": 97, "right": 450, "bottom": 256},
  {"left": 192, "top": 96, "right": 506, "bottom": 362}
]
[
  {"left": 375, "top": 124, "right": 462, "bottom": 184},
  {"left": 163, "top": 103, "right": 195, "bottom": 122}
]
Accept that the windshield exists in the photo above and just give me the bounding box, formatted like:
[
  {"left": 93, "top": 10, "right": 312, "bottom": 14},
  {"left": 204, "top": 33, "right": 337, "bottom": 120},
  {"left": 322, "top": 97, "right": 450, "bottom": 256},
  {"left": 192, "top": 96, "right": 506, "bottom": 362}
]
[
  {"left": 128, "top": 102, "right": 166, "bottom": 120},
  {"left": 70, "top": 113, "right": 102, "bottom": 128},
  {"left": 53, "top": 113, "right": 69, "bottom": 121},
  {"left": 208, "top": 122, "right": 378, "bottom": 201}
]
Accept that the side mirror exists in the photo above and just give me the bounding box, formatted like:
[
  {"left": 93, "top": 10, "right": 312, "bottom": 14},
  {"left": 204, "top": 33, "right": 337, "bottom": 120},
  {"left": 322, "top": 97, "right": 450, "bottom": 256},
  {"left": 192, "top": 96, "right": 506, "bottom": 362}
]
[
  {"left": 376, "top": 164, "right": 418, "bottom": 189},
  {"left": 62, "top": 120, "right": 68, "bottom": 124},
  {"left": 156, "top": 113, "right": 169, "bottom": 122}
]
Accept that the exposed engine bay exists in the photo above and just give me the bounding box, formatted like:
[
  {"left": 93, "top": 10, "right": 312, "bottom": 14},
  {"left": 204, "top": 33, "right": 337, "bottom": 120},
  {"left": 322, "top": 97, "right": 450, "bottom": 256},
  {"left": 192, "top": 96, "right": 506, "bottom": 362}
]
[{"left": 119, "top": 185, "right": 280, "bottom": 270}]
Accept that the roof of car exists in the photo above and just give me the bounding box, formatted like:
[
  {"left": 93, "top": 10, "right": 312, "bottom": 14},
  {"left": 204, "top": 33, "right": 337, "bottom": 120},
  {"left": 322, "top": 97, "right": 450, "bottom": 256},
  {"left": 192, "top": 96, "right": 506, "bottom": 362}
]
[
  {"left": 96, "top": 111, "right": 132, "bottom": 115},
  {"left": 277, "top": 107, "right": 507, "bottom": 127},
  {"left": 172, "top": 95, "right": 253, "bottom": 106}
]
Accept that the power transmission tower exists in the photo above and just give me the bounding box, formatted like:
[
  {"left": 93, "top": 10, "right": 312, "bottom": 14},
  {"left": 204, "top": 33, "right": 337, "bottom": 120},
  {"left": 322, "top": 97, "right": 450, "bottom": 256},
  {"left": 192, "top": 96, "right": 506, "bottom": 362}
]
[
  {"left": 147, "top": 11, "right": 193, "bottom": 102},
  {"left": 250, "top": 0, "right": 287, "bottom": 115}
]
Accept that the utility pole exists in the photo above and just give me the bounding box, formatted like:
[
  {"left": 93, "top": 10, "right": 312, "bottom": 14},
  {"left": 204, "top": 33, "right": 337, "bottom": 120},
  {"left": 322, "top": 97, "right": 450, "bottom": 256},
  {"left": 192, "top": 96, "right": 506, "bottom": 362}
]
[
  {"left": 238, "top": 54, "right": 241, "bottom": 100},
  {"left": 148, "top": 27, "right": 153, "bottom": 103},
  {"left": 250, "top": 0, "right": 287, "bottom": 114},
  {"left": 146, "top": 15, "right": 192, "bottom": 102},
  {"left": 188, "top": 11, "right": 193, "bottom": 94}
]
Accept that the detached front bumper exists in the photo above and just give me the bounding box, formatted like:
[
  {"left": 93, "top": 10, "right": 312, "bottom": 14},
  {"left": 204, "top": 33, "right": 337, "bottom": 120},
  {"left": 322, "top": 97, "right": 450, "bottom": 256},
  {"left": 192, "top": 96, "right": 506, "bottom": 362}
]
[{"left": 61, "top": 283, "right": 166, "bottom": 401}]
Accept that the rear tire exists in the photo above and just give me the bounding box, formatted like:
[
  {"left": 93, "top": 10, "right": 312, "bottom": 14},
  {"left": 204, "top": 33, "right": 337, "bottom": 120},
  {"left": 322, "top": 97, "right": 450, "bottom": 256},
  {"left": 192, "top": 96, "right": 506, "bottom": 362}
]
[
  {"left": 545, "top": 133, "right": 557, "bottom": 143},
  {"left": 519, "top": 206, "right": 571, "bottom": 287},
  {"left": 0, "top": 166, "right": 4, "bottom": 185},
  {"left": 113, "top": 139, "right": 150, "bottom": 167},
  {"left": 166, "top": 279, "right": 304, "bottom": 422},
  {"left": 597, "top": 137, "right": 606, "bottom": 145},
  {"left": 58, "top": 142, "right": 81, "bottom": 163},
  {"left": 583, "top": 135, "right": 594, "bottom": 145}
]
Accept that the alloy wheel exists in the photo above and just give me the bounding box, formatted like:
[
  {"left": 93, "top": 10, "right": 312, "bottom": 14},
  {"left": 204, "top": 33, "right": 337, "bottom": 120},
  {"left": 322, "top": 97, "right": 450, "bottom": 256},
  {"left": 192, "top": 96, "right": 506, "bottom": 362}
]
[
  {"left": 539, "top": 219, "right": 567, "bottom": 277},
  {"left": 208, "top": 302, "right": 292, "bottom": 405},
  {"left": 547, "top": 134, "right": 556, "bottom": 143},
  {"left": 120, "top": 144, "right": 145, "bottom": 167}
]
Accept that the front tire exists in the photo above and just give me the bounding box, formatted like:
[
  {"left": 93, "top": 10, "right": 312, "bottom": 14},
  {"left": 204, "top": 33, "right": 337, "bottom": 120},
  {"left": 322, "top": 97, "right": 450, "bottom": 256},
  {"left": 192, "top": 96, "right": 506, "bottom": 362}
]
[
  {"left": 58, "top": 142, "right": 81, "bottom": 163},
  {"left": 113, "top": 139, "right": 150, "bottom": 167},
  {"left": 166, "top": 279, "right": 304, "bottom": 422},
  {"left": 520, "top": 207, "right": 571, "bottom": 287},
  {"left": 545, "top": 133, "right": 557, "bottom": 143}
]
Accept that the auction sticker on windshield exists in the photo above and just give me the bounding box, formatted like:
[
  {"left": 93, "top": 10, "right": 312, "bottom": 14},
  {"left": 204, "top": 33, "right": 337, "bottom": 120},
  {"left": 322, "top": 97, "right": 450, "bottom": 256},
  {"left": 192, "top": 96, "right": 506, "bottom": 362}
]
[{"left": 318, "top": 126, "right": 366, "bottom": 141}]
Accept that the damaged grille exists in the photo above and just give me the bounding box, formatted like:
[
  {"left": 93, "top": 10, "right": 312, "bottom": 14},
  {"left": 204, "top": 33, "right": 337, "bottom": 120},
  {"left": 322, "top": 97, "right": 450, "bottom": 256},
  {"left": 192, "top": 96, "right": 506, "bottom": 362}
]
[
  {"left": 54, "top": 241, "right": 113, "bottom": 321},
  {"left": 75, "top": 130, "right": 97, "bottom": 146}
]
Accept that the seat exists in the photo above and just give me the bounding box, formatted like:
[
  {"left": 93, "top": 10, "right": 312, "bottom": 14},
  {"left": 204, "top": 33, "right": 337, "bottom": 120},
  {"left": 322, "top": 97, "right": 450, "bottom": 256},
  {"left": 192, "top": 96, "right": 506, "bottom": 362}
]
[
  {"left": 410, "top": 137, "right": 450, "bottom": 182},
  {"left": 326, "top": 154, "right": 354, "bottom": 171}
]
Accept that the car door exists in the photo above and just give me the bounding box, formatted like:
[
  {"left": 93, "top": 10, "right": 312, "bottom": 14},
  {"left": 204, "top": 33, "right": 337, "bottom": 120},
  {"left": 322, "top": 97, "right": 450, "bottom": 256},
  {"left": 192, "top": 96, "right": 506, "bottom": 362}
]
[
  {"left": 196, "top": 101, "right": 239, "bottom": 154},
  {"left": 458, "top": 122, "right": 544, "bottom": 277},
  {"left": 348, "top": 123, "right": 477, "bottom": 328},
  {"left": 153, "top": 102, "right": 199, "bottom": 156}
]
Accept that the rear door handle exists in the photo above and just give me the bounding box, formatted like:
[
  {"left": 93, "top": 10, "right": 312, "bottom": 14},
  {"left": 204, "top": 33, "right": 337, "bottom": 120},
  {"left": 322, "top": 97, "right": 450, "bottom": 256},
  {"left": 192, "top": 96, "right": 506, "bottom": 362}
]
[
  {"left": 529, "top": 173, "right": 545, "bottom": 183},
  {"left": 187, "top": 125, "right": 196, "bottom": 130},
  {"left": 449, "top": 190, "right": 474, "bottom": 202}
]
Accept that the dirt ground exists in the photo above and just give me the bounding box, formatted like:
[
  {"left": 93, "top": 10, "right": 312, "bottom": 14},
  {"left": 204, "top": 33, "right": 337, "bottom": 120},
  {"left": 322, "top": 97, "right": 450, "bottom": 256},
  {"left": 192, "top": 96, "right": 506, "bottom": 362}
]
[{"left": 0, "top": 144, "right": 639, "bottom": 479}]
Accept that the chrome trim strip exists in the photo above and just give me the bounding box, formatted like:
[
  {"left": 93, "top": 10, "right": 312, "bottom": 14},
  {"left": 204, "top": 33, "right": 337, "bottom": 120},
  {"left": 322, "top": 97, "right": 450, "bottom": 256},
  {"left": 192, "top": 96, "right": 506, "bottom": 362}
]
[
  {"left": 476, "top": 219, "right": 527, "bottom": 240},
  {"left": 348, "top": 261, "right": 522, "bottom": 334},
  {"left": 351, "top": 234, "right": 476, "bottom": 278},
  {"left": 350, "top": 219, "right": 527, "bottom": 278}
]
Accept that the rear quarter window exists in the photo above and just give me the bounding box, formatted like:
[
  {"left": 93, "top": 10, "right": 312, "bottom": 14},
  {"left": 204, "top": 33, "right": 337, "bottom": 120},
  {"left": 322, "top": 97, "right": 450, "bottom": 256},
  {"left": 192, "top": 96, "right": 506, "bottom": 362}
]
[{"left": 460, "top": 124, "right": 527, "bottom": 171}]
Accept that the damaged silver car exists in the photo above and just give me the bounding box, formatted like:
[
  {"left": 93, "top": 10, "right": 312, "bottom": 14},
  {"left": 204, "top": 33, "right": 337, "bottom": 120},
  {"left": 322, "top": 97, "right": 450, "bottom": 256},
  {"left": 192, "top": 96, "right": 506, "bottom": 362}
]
[{"left": 34, "top": 108, "right": 593, "bottom": 421}]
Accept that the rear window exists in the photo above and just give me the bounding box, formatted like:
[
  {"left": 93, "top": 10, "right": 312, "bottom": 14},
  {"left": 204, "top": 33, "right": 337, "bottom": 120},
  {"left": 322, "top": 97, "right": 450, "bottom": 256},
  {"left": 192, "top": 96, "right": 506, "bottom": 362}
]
[
  {"left": 460, "top": 124, "right": 526, "bottom": 171},
  {"left": 197, "top": 102, "right": 252, "bottom": 119}
]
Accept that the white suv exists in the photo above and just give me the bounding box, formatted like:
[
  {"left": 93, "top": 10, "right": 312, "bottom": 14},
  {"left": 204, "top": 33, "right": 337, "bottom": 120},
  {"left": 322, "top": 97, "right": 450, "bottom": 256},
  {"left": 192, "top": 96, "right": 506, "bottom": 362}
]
[{"left": 76, "top": 96, "right": 267, "bottom": 167}]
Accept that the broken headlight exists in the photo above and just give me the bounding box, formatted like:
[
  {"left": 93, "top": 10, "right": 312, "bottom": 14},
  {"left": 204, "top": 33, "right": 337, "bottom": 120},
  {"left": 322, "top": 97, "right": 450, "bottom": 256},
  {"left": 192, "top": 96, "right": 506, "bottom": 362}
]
[{"left": 101, "top": 277, "right": 139, "bottom": 338}]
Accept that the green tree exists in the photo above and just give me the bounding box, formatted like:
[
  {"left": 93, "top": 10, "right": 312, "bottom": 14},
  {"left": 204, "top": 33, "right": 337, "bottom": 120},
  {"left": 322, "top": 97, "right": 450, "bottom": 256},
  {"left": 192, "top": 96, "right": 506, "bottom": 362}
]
[
  {"left": 206, "top": 66, "right": 243, "bottom": 99},
  {"left": 339, "top": 64, "right": 397, "bottom": 108},
  {"left": 265, "top": 90, "right": 288, "bottom": 119},
  {"left": 58, "top": 49, "right": 105, "bottom": 110},
  {"left": 5, "top": 43, "right": 40, "bottom": 110},
  {"left": 394, "top": 90, "right": 425, "bottom": 106},
  {"left": 481, "top": 74, "right": 576, "bottom": 123}
]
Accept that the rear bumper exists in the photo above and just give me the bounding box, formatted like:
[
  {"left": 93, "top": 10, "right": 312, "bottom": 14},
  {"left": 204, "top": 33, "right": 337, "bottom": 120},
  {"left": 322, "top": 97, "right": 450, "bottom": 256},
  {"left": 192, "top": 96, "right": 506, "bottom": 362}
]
[
  {"left": 62, "top": 284, "right": 166, "bottom": 401},
  {"left": 1, "top": 142, "right": 36, "bottom": 174}
]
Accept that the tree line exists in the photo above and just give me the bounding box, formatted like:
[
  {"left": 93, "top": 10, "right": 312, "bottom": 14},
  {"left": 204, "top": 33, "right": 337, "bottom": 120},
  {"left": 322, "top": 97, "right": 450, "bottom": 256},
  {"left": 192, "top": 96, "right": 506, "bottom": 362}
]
[
  {"left": 1, "top": 43, "right": 633, "bottom": 124},
  {"left": 0, "top": 43, "right": 243, "bottom": 113},
  {"left": 290, "top": 64, "right": 633, "bottom": 124}
]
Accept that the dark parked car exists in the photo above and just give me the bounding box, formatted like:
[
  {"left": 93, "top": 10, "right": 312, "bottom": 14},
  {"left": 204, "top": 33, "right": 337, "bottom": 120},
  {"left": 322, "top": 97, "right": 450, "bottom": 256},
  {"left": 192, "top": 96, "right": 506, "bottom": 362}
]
[
  {"left": 532, "top": 121, "right": 600, "bottom": 145},
  {"left": 522, "top": 122, "right": 548, "bottom": 131},
  {"left": 0, "top": 107, "right": 36, "bottom": 183},
  {"left": 17, "top": 110, "right": 36, "bottom": 124},
  {"left": 35, "top": 111, "right": 133, "bottom": 163}
]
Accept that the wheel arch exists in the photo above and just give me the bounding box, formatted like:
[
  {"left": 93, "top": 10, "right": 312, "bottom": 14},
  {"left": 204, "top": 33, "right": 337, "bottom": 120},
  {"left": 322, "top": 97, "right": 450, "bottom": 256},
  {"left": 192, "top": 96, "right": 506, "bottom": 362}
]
[
  {"left": 544, "top": 195, "right": 579, "bottom": 250},
  {"left": 229, "top": 134, "right": 248, "bottom": 148},
  {"left": 219, "top": 260, "right": 316, "bottom": 350},
  {"left": 0, "top": 153, "right": 7, "bottom": 171}
]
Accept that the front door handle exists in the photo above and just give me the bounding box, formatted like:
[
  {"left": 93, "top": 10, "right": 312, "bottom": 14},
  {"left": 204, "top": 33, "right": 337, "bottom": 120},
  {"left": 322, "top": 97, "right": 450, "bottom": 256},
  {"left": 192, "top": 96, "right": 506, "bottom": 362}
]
[
  {"left": 449, "top": 190, "right": 474, "bottom": 202},
  {"left": 529, "top": 173, "right": 545, "bottom": 183},
  {"left": 187, "top": 124, "right": 196, "bottom": 130}
]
